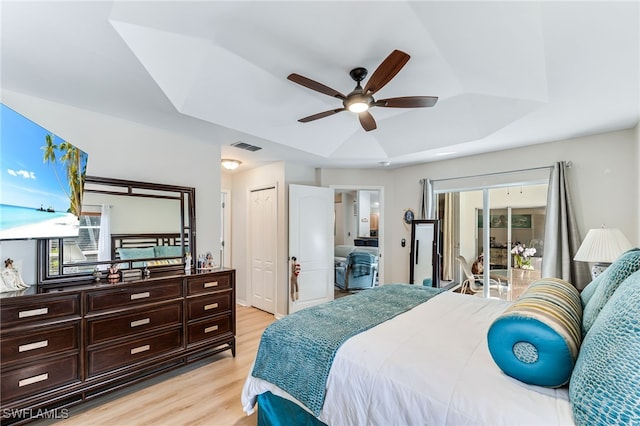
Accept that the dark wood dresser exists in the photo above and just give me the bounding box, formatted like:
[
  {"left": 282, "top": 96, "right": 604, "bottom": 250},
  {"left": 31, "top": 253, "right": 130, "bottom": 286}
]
[{"left": 0, "top": 268, "right": 235, "bottom": 425}]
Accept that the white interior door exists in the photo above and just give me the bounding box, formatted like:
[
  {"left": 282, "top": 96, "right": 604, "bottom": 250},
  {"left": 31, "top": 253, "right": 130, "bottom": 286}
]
[
  {"left": 289, "top": 184, "right": 334, "bottom": 314},
  {"left": 250, "top": 187, "right": 276, "bottom": 313}
]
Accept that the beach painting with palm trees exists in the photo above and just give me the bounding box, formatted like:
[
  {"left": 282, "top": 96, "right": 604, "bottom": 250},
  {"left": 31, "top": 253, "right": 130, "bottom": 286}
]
[{"left": 1, "top": 104, "right": 89, "bottom": 240}]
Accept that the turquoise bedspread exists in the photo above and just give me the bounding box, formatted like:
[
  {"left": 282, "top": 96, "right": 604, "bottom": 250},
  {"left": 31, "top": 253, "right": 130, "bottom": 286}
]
[{"left": 251, "top": 284, "right": 443, "bottom": 416}]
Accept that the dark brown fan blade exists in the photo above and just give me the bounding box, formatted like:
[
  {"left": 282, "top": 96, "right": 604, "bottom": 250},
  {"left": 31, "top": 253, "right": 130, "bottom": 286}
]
[
  {"left": 374, "top": 96, "right": 438, "bottom": 108},
  {"left": 358, "top": 111, "right": 377, "bottom": 132},
  {"left": 363, "top": 50, "right": 410, "bottom": 95},
  {"left": 298, "top": 108, "right": 346, "bottom": 123},
  {"left": 287, "top": 73, "right": 346, "bottom": 100}
]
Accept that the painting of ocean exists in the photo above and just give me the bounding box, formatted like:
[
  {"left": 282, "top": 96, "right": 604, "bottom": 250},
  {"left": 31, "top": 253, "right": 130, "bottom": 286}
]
[
  {"left": 1, "top": 204, "right": 71, "bottom": 229},
  {"left": 0, "top": 204, "right": 79, "bottom": 240},
  {"left": 1, "top": 103, "right": 88, "bottom": 240}
]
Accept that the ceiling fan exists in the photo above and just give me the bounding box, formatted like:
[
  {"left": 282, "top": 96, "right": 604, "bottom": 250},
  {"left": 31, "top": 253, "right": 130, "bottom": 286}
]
[{"left": 287, "top": 49, "right": 438, "bottom": 132}]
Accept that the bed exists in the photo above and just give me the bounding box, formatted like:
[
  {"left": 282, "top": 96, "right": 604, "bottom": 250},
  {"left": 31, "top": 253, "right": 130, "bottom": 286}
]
[{"left": 242, "top": 250, "right": 640, "bottom": 426}]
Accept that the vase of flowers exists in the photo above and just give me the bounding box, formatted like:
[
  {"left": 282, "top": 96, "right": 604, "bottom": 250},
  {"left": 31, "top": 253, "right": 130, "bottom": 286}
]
[{"left": 511, "top": 242, "right": 536, "bottom": 269}]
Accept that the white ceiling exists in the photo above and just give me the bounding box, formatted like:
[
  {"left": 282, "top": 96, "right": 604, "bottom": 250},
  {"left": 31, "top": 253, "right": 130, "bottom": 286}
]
[{"left": 2, "top": 1, "right": 638, "bottom": 171}]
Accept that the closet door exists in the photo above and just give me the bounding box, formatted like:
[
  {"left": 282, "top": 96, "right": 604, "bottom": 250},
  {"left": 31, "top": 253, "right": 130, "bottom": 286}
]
[{"left": 250, "top": 187, "right": 277, "bottom": 313}]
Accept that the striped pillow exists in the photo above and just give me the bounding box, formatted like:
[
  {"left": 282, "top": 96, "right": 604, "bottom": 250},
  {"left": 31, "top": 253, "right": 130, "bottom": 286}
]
[{"left": 487, "top": 278, "right": 582, "bottom": 387}]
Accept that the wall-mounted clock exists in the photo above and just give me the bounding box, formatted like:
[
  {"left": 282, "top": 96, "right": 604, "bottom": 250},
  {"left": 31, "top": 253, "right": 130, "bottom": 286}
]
[{"left": 403, "top": 209, "right": 415, "bottom": 224}]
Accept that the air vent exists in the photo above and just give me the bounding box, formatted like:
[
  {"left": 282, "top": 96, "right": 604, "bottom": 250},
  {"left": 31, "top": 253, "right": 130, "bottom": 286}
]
[{"left": 231, "top": 141, "right": 262, "bottom": 152}]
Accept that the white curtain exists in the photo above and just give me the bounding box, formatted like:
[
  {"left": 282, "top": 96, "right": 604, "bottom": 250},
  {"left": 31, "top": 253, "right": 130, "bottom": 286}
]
[
  {"left": 97, "top": 204, "right": 111, "bottom": 269},
  {"left": 441, "top": 193, "right": 455, "bottom": 281},
  {"left": 542, "top": 162, "right": 590, "bottom": 289},
  {"left": 420, "top": 178, "right": 434, "bottom": 219}
]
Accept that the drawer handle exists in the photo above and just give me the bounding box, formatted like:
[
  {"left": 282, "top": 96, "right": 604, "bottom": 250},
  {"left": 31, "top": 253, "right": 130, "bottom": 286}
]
[
  {"left": 19, "top": 373, "right": 49, "bottom": 387},
  {"left": 204, "top": 281, "right": 219, "bottom": 288},
  {"left": 204, "top": 303, "right": 219, "bottom": 310},
  {"left": 204, "top": 325, "right": 219, "bottom": 333},
  {"left": 130, "top": 318, "right": 151, "bottom": 328},
  {"left": 131, "top": 344, "right": 150, "bottom": 355},
  {"left": 19, "top": 308, "right": 49, "bottom": 318},
  {"left": 131, "top": 292, "right": 150, "bottom": 300},
  {"left": 19, "top": 340, "right": 49, "bottom": 353}
]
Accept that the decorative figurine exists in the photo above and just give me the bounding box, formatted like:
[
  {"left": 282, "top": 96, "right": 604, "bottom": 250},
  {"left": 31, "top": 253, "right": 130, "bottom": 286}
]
[
  {"left": 93, "top": 266, "right": 103, "bottom": 282},
  {"left": 0, "top": 258, "right": 29, "bottom": 292},
  {"left": 143, "top": 263, "right": 151, "bottom": 279},
  {"left": 205, "top": 252, "right": 215, "bottom": 269},
  {"left": 185, "top": 252, "right": 192, "bottom": 272},
  {"left": 107, "top": 264, "right": 120, "bottom": 283}
]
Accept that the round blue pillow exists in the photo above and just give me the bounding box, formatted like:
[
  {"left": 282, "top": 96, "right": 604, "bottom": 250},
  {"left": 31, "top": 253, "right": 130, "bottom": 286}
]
[{"left": 487, "top": 278, "right": 582, "bottom": 387}]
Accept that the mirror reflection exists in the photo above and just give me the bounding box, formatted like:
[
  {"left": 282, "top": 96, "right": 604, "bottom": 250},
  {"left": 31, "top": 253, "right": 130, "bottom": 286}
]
[
  {"left": 39, "top": 176, "right": 195, "bottom": 285},
  {"left": 409, "top": 220, "right": 440, "bottom": 288}
]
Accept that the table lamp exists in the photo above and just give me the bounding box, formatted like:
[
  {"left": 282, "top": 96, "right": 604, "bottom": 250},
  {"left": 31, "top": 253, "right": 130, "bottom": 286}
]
[{"left": 574, "top": 226, "right": 633, "bottom": 279}]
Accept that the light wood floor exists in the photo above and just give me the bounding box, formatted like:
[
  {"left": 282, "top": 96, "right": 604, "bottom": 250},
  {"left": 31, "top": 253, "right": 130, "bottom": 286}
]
[{"left": 46, "top": 305, "right": 275, "bottom": 426}]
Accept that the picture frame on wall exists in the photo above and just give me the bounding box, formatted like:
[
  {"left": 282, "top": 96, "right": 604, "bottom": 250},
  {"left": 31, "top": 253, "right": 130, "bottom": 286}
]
[{"left": 477, "top": 213, "right": 531, "bottom": 229}]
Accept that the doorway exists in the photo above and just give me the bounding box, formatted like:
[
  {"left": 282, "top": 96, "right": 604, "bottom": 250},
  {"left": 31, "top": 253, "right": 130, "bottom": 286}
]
[{"left": 331, "top": 185, "right": 384, "bottom": 286}]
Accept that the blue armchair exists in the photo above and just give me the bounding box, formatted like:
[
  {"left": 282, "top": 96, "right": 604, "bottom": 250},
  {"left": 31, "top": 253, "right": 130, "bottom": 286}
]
[{"left": 335, "top": 251, "right": 378, "bottom": 291}]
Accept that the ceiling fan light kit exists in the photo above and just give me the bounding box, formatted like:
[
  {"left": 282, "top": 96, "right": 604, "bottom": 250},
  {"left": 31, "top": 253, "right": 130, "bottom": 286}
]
[{"left": 287, "top": 50, "right": 438, "bottom": 132}]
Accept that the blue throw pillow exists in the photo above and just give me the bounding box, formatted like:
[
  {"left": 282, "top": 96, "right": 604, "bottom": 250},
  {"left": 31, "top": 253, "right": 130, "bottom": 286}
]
[
  {"left": 570, "top": 269, "right": 640, "bottom": 425},
  {"left": 580, "top": 248, "right": 640, "bottom": 308},
  {"left": 117, "top": 247, "right": 155, "bottom": 260},
  {"left": 154, "top": 245, "right": 182, "bottom": 258},
  {"left": 487, "top": 278, "right": 582, "bottom": 388},
  {"left": 579, "top": 278, "right": 599, "bottom": 308},
  {"left": 581, "top": 248, "right": 640, "bottom": 335}
]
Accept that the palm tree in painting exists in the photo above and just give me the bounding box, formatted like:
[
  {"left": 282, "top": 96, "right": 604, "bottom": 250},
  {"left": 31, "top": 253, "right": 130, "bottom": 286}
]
[{"left": 42, "top": 134, "right": 87, "bottom": 218}]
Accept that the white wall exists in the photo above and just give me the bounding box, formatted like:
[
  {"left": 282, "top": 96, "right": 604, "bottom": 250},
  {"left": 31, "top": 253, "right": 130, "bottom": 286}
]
[
  {"left": 357, "top": 190, "right": 371, "bottom": 237},
  {"left": 334, "top": 196, "right": 345, "bottom": 246},
  {"left": 221, "top": 170, "right": 233, "bottom": 191},
  {"left": 321, "top": 127, "right": 639, "bottom": 285},
  {"left": 0, "top": 90, "right": 222, "bottom": 284},
  {"left": 332, "top": 191, "right": 358, "bottom": 246}
]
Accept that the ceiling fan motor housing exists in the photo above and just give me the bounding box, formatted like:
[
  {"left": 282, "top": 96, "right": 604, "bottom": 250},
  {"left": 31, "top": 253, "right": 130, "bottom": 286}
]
[
  {"left": 345, "top": 68, "right": 374, "bottom": 111},
  {"left": 349, "top": 67, "right": 368, "bottom": 83}
]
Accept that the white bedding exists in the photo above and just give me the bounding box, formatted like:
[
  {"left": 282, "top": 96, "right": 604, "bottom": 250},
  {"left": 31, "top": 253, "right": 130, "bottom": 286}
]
[{"left": 242, "top": 291, "right": 575, "bottom": 425}]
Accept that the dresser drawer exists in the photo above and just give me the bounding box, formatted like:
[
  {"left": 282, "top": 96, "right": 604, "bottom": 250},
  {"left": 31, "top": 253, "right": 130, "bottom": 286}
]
[
  {"left": 187, "top": 292, "right": 232, "bottom": 321},
  {"left": 1, "top": 323, "right": 79, "bottom": 364},
  {"left": 187, "top": 315, "right": 232, "bottom": 345},
  {"left": 0, "top": 295, "right": 80, "bottom": 328},
  {"left": 187, "top": 273, "right": 231, "bottom": 295},
  {"left": 87, "top": 301, "right": 182, "bottom": 345},
  {"left": 86, "top": 280, "right": 183, "bottom": 313},
  {"left": 1, "top": 355, "right": 79, "bottom": 404},
  {"left": 87, "top": 328, "right": 182, "bottom": 376}
]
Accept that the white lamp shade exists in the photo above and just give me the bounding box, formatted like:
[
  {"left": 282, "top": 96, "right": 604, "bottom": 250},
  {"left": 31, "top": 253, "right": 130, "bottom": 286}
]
[{"left": 574, "top": 227, "right": 633, "bottom": 263}]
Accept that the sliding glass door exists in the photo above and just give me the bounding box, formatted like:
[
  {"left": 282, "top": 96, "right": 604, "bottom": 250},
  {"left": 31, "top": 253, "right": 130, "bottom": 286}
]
[{"left": 436, "top": 183, "right": 548, "bottom": 299}]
